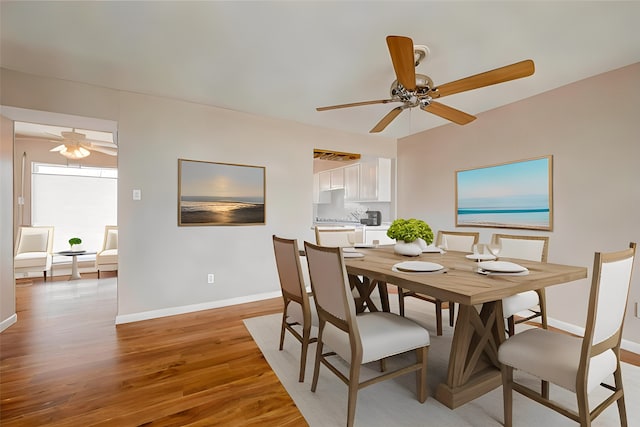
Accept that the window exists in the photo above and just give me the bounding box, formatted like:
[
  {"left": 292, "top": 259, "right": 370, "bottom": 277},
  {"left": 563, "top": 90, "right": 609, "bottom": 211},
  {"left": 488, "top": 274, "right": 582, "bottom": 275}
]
[{"left": 31, "top": 163, "right": 117, "bottom": 253}]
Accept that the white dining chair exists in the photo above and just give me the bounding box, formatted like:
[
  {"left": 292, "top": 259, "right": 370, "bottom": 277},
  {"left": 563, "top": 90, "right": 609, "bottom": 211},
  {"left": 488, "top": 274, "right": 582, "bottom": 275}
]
[
  {"left": 492, "top": 234, "right": 549, "bottom": 336},
  {"left": 499, "top": 242, "right": 636, "bottom": 427},
  {"left": 315, "top": 226, "right": 382, "bottom": 313},
  {"left": 314, "top": 226, "right": 358, "bottom": 247},
  {"left": 272, "top": 235, "right": 318, "bottom": 382},
  {"left": 304, "top": 241, "right": 430, "bottom": 427},
  {"left": 398, "top": 230, "right": 479, "bottom": 335}
]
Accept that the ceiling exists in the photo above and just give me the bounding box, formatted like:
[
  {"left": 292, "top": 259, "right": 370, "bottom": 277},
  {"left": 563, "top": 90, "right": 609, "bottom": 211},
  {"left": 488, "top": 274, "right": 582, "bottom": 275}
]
[{"left": 1, "top": 1, "right": 639, "bottom": 139}]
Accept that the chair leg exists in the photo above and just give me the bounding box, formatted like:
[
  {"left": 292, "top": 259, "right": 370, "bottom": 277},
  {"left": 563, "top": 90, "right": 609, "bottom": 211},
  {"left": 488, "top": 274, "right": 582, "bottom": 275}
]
[
  {"left": 502, "top": 366, "right": 513, "bottom": 427},
  {"left": 614, "top": 364, "right": 628, "bottom": 427},
  {"left": 311, "top": 329, "right": 324, "bottom": 393},
  {"left": 299, "top": 326, "right": 311, "bottom": 382},
  {"left": 576, "top": 386, "right": 591, "bottom": 427},
  {"left": 507, "top": 316, "right": 516, "bottom": 337},
  {"left": 416, "top": 346, "right": 428, "bottom": 403},
  {"left": 279, "top": 313, "right": 287, "bottom": 351},
  {"left": 398, "top": 287, "right": 405, "bottom": 316},
  {"left": 448, "top": 301, "right": 455, "bottom": 327},
  {"left": 346, "top": 361, "right": 361, "bottom": 427},
  {"left": 538, "top": 288, "right": 548, "bottom": 330},
  {"left": 541, "top": 380, "right": 549, "bottom": 399},
  {"left": 435, "top": 300, "right": 443, "bottom": 336}
]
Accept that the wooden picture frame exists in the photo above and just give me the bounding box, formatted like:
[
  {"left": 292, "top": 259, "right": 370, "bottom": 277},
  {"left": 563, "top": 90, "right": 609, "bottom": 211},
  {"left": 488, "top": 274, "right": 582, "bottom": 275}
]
[
  {"left": 178, "top": 159, "right": 265, "bottom": 226},
  {"left": 455, "top": 155, "right": 553, "bottom": 231}
]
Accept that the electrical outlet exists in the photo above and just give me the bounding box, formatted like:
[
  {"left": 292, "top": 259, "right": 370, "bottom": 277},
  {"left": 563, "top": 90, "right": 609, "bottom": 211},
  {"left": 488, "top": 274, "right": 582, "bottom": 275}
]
[{"left": 207, "top": 273, "right": 215, "bottom": 284}]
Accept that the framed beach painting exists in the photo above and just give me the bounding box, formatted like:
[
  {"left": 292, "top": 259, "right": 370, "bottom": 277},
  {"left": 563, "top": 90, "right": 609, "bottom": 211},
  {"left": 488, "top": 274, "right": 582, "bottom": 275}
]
[
  {"left": 455, "top": 156, "right": 553, "bottom": 231},
  {"left": 178, "top": 159, "right": 265, "bottom": 226}
]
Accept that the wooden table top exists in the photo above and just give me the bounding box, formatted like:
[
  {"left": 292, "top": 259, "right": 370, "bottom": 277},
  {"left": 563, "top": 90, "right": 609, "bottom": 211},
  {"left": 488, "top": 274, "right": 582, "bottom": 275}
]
[{"left": 344, "top": 246, "right": 588, "bottom": 306}]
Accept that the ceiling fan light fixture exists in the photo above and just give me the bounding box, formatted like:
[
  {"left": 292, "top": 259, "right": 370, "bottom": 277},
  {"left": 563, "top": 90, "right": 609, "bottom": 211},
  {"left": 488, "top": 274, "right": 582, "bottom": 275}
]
[{"left": 58, "top": 144, "right": 91, "bottom": 159}]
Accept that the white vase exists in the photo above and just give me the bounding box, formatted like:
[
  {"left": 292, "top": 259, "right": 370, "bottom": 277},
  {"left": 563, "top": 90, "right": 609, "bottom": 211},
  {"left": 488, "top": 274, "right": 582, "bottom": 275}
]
[
  {"left": 415, "top": 238, "right": 428, "bottom": 251},
  {"left": 394, "top": 241, "right": 422, "bottom": 256}
]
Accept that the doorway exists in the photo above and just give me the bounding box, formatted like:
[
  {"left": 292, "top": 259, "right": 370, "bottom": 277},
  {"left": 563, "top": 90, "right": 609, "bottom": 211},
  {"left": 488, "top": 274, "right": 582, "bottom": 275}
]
[{"left": 2, "top": 106, "right": 118, "bottom": 324}]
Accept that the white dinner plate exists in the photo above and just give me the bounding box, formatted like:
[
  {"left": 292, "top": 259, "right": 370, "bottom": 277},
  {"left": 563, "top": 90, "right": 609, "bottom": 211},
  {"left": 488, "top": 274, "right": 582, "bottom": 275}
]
[
  {"left": 477, "top": 261, "right": 527, "bottom": 273},
  {"left": 394, "top": 261, "right": 444, "bottom": 272},
  {"left": 422, "top": 246, "right": 444, "bottom": 253},
  {"left": 466, "top": 253, "right": 496, "bottom": 261},
  {"left": 343, "top": 252, "right": 364, "bottom": 258},
  {"left": 354, "top": 243, "right": 374, "bottom": 248},
  {"left": 342, "top": 247, "right": 357, "bottom": 252}
]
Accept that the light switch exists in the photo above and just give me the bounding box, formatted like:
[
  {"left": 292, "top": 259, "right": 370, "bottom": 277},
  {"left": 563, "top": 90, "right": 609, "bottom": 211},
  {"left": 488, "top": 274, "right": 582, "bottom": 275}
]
[{"left": 133, "top": 189, "right": 141, "bottom": 200}]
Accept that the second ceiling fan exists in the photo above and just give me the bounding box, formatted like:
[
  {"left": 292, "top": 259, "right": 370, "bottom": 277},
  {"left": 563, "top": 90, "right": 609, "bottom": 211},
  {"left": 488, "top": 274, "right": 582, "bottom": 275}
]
[{"left": 317, "top": 35, "right": 535, "bottom": 133}]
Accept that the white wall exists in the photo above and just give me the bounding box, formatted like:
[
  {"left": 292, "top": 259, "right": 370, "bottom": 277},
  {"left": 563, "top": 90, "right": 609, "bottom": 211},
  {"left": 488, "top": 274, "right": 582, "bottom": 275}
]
[
  {"left": 0, "top": 115, "right": 16, "bottom": 332},
  {"left": 397, "top": 63, "right": 640, "bottom": 347},
  {"left": 0, "top": 68, "right": 396, "bottom": 324}
]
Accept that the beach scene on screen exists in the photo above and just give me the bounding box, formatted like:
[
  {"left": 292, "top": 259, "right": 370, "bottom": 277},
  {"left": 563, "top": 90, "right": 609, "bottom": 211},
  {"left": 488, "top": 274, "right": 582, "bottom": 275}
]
[{"left": 456, "top": 157, "right": 551, "bottom": 230}]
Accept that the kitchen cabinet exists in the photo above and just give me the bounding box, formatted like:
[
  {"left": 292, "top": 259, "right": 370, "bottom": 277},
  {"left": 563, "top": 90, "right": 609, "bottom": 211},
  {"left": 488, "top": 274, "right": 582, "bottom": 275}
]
[
  {"left": 359, "top": 158, "right": 391, "bottom": 202},
  {"left": 344, "top": 164, "right": 359, "bottom": 201},
  {"left": 330, "top": 168, "right": 344, "bottom": 189},
  {"left": 318, "top": 171, "right": 331, "bottom": 191},
  {"left": 313, "top": 173, "right": 330, "bottom": 204},
  {"left": 314, "top": 157, "right": 391, "bottom": 202},
  {"left": 363, "top": 226, "right": 395, "bottom": 245}
]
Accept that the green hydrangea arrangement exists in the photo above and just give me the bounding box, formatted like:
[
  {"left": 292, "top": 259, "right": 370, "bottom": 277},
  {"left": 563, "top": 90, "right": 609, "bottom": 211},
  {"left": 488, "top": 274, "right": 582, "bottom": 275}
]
[
  {"left": 68, "top": 237, "right": 82, "bottom": 248},
  {"left": 386, "top": 218, "right": 433, "bottom": 244}
]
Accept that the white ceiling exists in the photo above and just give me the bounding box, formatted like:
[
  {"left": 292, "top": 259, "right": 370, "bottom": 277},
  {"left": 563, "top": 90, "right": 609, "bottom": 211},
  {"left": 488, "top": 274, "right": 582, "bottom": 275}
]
[{"left": 1, "top": 1, "right": 639, "bottom": 139}]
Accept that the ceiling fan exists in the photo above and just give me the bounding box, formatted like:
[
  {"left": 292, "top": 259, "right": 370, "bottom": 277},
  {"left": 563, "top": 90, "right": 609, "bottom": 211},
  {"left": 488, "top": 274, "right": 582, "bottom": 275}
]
[
  {"left": 317, "top": 35, "right": 535, "bottom": 133},
  {"left": 48, "top": 129, "right": 118, "bottom": 160}
]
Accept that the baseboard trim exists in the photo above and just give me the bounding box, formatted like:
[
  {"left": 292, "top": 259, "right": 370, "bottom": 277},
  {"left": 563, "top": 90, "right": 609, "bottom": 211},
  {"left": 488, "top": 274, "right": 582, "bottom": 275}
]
[
  {"left": 115, "top": 290, "right": 282, "bottom": 325},
  {"left": 0, "top": 313, "right": 17, "bottom": 333},
  {"left": 548, "top": 316, "right": 640, "bottom": 355}
]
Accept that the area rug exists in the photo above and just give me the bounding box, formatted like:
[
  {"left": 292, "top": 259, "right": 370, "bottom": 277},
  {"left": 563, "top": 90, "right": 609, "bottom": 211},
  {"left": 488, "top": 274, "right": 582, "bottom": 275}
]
[{"left": 244, "top": 298, "right": 639, "bottom": 427}]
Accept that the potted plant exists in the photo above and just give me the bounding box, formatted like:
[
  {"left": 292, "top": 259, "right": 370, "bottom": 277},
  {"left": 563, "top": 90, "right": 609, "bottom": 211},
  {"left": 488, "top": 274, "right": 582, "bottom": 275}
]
[
  {"left": 386, "top": 218, "right": 433, "bottom": 256},
  {"left": 68, "top": 237, "right": 82, "bottom": 251}
]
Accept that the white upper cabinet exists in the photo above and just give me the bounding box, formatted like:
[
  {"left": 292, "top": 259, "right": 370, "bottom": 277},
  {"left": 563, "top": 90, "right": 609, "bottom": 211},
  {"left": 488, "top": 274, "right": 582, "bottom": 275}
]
[
  {"left": 359, "top": 158, "right": 391, "bottom": 202},
  {"left": 313, "top": 173, "right": 330, "bottom": 203},
  {"left": 344, "top": 164, "right": 360, "bottom": 201},
  {"left": 330, "top": 168, "right": 344, "bottom": 189},
  {"left": 318, "top": 171, "right": 331, "bottom": 191},
  {"left": 314, "top": 158, "right": 391, "bottom": 203}
]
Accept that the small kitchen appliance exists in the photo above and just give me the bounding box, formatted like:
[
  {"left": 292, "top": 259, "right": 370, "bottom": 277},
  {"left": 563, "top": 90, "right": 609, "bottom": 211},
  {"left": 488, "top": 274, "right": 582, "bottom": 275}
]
[{"left": 360, "top": 210, "right": 382, "bottom": 226}]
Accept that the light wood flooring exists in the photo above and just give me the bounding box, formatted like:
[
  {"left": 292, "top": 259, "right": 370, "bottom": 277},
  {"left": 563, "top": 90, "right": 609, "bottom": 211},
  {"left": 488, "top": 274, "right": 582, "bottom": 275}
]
[
  {"left": 1, "top": 276, "right": 638, "bottom": 426},
  {"left": 1, "top": 275, "right": 304, "bottom": 426}
]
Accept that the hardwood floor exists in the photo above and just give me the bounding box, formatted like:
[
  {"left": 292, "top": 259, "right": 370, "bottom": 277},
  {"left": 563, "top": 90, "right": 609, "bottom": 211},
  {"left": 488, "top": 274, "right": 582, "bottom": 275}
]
[
  {"left": 2, "top": 278, "right": 638, "bottom": 426},
  {"left": 1, "top": 277, "right": 305, "bottom": 426}
]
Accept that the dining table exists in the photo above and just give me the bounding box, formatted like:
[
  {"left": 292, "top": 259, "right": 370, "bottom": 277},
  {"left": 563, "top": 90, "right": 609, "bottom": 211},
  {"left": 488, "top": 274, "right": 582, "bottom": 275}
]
[{"left": 343, "top": 245, "right": 588, "bottom": 409}]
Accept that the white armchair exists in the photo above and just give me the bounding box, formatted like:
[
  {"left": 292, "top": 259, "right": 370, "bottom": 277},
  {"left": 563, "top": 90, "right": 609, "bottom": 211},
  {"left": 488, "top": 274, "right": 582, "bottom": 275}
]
[
  {"left": 14, "top": 226, "right": 54, "bottom": 281},
  {"left": 96, "top": 225, "right": 118, "bottom": 278}
]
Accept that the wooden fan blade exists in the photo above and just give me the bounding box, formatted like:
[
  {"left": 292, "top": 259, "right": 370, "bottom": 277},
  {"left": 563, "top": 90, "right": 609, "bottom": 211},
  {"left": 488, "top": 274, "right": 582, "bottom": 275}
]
[
  {"left": 370, "top": 106, "right": 406, "bottom": 133},
  {"left": 423, "top": 101, "right": 476, "bottom": 125},
  {"left": 386, "top": 35, "right": 416, "bottom": 90},
  {"left": 316, "top": 99, "right": 395, "bottom": 111},
  {"left": 432, "top": 59, "right": 534, "bottom": 98}
]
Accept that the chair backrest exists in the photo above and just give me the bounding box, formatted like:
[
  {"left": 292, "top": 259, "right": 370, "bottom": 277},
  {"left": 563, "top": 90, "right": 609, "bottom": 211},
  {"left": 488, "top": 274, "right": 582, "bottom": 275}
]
[
  {"left": 304, "top": 241, "right": 356, "bottom": 327},
  {"left": 315, "top": 226, "right": 357, "bottom": 247},
  {"left": 492, "top": 234, "right": 549, "bottom": 262},
  {"left": 584, "top": 242, "right": 636, "bottom": 351},
  {"left": 101, "top": 225, "right": 118, "bottom": 251},
  {"left": 436, "top": 230, "right": 479, "bottom": 252},
  {"left": 15, "top": 226, "right": 54, "bottom": 255},
  {"left": 272, "top": 235, "right": 308, "bottom": 304}
]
